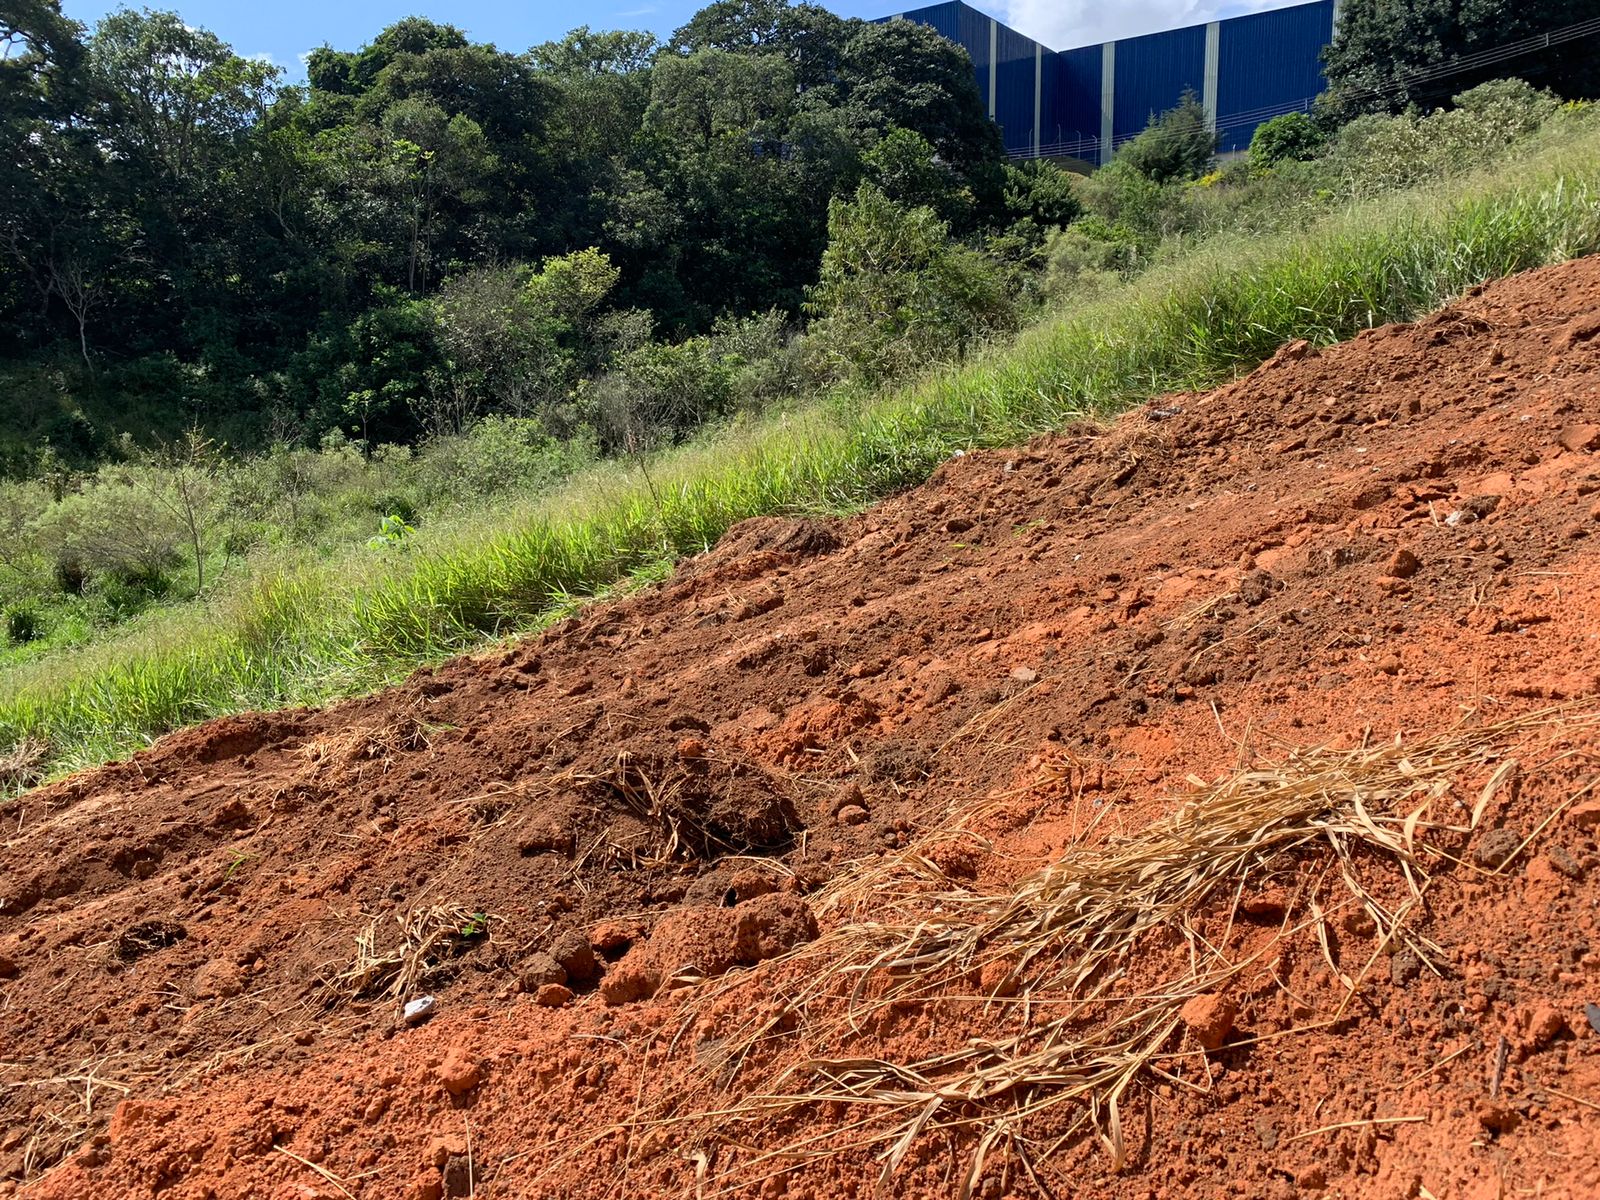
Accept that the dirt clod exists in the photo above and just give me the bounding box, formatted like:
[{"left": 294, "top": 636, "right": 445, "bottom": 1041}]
[
  {"left": 435, "top": 1051, "right": 482, "bottom": 1096},
  {"left": 1385, "top": 548, "right": 1421, "bottom": 579},
  {"left": 1475, "top": 827, "right": 1523, "bottom": 869},
  {"left": 1179, "top": 993, "right": 1237, "bottom": 1051}
]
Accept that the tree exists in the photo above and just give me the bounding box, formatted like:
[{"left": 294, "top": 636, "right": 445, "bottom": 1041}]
[
  {"left": 1323, "top": 0, "right": 1600, "bottom": 121},
  {"left": 803, "top": 182, "right": 1015, "bottom": 384},
  {"left": 428, "top": 249, "right": 622, "bottom": 428},
  {"left": 86, "top": 11, "right": 278, "bottom": 186},
  {"left": 835, "top": 17, "right": 1003, "bottom": 190},
  {"left": 1113, "top": 90, "right": 1215, "bottom": 184}
]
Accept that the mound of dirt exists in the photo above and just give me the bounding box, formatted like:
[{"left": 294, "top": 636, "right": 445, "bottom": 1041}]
[{"left": 6, "top": 257, "right": 1600, "bottom": 1199}]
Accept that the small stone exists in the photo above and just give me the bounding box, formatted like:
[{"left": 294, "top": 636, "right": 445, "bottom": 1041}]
[
  {"left": 1546, "top": 844, "right": 1584, "bottom": 880},
  {"left": 1376, "top": 656, "right": 1401, "bottom": 676},
  {"left": 1384, "top": 548, "right": 1420, "bottom": 579},
  {"left": 426, "top": 1134, "right": 466, "bottom": 1169},
  {"left": 442, "top": 1154, "right": 473, "bottom": 1198},
  {"left": 1296, "top": 1164, "right": 1327, "bottom": 1190},
  {"left": 410, "top": 1174, "right": 444, "bottom": 1200},
  {"left": 517, "top": 953, "right": 567, "bottom": 992},
  {"left": 435, "top": 1051, "right": 482, "bottom": 1096},
  {"left": 1476, "top": 1100, "right": 1520, "bottom": 1134},
  {"left": 1585, "top": 1003, "right": 1600, "bottom": 1034},
  {"left": 535, "top": 983, "right": 573, "bottom": 1008},
  {"left": 550, "top": 930, "right": 599, "bottom": 983},
  {"left": 599, "top": 962, "right": 660, "bottom": 1006},
  {"left": 1009, "top": 666, "right": 1038, "bottom": 683},
  {"left": 1557, "top": 423, "right": 1600, "bottom": 453},
  {"left": 677, "top": 737, "right": 706, "bottom": 760},
  {"left": 835, "top": 805, "right": 869, "bottom": 827},
  {"left": 190, "top": 957, "right": 245, "bottom": 1000},
  {"left": 1390, "top": 950, "right": 1422, "bottom": 986},
  {"left": 589, "top": 921, "right": 637, "bottom": 953},
  {"left": 1254, "top": 1115, "right": 1279, "bottom": 1151},
  {"left": 1474, "top": 827, "right": 1522, "bottom": 869},
  {"left": 403, "top": 995, "right": 437, "bottom": 1025},
  {"left": 1525, "top": 1005, "right": 1567, "bottom": 1049},
  {"left": 1567, "top": 800, "right": 1600, "bottom": 831},
  {"left": 0, "top": 954, "right": 17, "bottom": 980},
  {"left": 1179, "top": 993, "right": 1237, "bottom": 1051}
]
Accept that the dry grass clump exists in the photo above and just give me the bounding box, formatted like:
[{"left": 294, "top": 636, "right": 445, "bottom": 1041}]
[
  {"left": 322, "top": 903, "right": 493, "bottom": 1006},
  {"left": 572, "top": 751, "right": 741, "bottom": 867},
  {"left": 297, "top": 709, "right": 436, "bottom": 776},
  {"left": 626, "top": 706, "right": 1597, "bottom": 1196},
  {"left": 0, "top": 736, "right": 49, "bottom": 791}
]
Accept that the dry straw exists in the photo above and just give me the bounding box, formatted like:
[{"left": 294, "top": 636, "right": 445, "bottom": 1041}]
[
  {"left": 593, "top": 705, "right": 1598, "bottom": 1197},
  {"left": 324, "top": 902, "right": 493, "bottom": 1006}
]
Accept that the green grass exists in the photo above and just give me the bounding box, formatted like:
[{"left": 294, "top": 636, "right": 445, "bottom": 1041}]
[{"left": 6, "top": 123, "right": 1600, "bottom": 778}]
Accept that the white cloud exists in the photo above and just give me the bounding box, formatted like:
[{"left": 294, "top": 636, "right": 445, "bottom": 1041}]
[{"left": 996, "top": 0, "right": 1306, "bottom": 49}]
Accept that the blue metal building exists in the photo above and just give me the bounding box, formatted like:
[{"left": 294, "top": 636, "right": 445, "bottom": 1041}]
[{"left": 886, "top": 0, "right": 1339, "bottom": 163}]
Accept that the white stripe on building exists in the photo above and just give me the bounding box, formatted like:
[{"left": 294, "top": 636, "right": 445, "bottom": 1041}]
[
  {"left": 1203, "top": 21, "right": 1221, "bottom": 130},
  {"left": 1100, "top": 41, "right": 1116, "bottom": 165},
  {"left": 1033, "top": 42, "right": 1042, "bottom": 154},
  {"left": 988, "top": 18, "right": 998, "bottom": 118}
]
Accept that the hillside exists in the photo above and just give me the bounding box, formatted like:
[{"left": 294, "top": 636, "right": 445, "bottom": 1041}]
[{"left": 3, "top": 255, "right": 1600, "bottom": 1197}]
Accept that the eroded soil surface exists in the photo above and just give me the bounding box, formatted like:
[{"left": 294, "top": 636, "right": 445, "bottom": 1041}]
[{"left": 6, "top": 257, "right": 1600, "bottom": 1199}]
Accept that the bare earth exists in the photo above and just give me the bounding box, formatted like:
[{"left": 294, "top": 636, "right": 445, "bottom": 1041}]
[{"left": 6, "top": 257, "right": 1600, "bottom": 1199}]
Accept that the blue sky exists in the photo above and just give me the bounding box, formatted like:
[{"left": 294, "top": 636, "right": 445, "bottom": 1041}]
[{"left": 58, "top": 0, "right": 1309, "bottom": 80}]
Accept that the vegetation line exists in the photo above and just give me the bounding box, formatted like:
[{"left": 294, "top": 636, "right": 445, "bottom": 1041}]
[{"left": 4, "top": 124, "right": 1600, "bottom": 780}]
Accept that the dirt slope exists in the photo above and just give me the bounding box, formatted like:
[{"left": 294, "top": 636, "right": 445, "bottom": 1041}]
[{"left": 6, "top": 257, "right": 1600, "bottom": 1199}]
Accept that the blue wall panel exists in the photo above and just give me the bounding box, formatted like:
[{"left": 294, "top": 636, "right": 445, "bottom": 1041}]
[
  {"left": 890, "top": 0, "right": 1339, "bottom": 162},
  {"left": 1054, "top": 46, "right": 1102, "bottom": 157},
  {"left": 1111, "top": 25, "right": 1207, "bottom": 149},
  {"left": 994, "top": 23, "right": 1040, "bottom": 152},
  {"left": 1215, "top": 0, "right": 1336, "bottom": 152}
]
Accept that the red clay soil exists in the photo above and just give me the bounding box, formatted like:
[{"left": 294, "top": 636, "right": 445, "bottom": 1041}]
[{"left": 7, "top": 257, "right": 1600, "bottom": 1200}]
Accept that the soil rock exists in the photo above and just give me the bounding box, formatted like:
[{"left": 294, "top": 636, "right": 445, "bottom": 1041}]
[{"left": 1180, "top": 993, "right": 1237, "bottom": 1050}]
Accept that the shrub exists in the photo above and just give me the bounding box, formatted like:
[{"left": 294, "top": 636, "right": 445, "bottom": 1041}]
[
  {"left": 4, "top": 605, "right": 40, "bottom": 645},
  {"left": 802, "top": 182, "right": 1017, "bottom": 385},
  {"left": 1114, "top": 90, "right": 1216, "bottom": 184},
  {"left": 415, "top": 415, "right": 596, "bottom": 506},
  {"left": 592, "top": 337, "right": 739, "bottom": 453},
  {"left": 1042, "top": 218, "right": 1141, "bottom": 301},
  {"left": 1249, "top": 111, "right": 1325, "bottom": 170},
  {"left": 1003, "top": 159, "right": 1084, "bottom": 230}
]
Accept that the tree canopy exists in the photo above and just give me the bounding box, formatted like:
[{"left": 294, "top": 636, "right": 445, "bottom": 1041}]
[{"left": 0, "top": 1, "right": 1011, "bottom": 467}]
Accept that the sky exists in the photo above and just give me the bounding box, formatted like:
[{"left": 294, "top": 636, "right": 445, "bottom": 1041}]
[{"left": 58, "top": 0, "right": 1314, "bottom": 80}]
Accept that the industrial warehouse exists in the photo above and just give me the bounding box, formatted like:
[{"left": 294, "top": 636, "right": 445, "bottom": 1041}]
[{"left": 887, "top": 0, "right": 1339, "bottom": 160}]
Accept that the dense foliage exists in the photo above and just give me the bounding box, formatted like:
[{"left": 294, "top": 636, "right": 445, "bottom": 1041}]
[
  {"left": 1323, "top": 0, "right": 1600, "bottom": 119},
  {"left": 0, "top": 0, "right": 1036, "bottom": 470}
]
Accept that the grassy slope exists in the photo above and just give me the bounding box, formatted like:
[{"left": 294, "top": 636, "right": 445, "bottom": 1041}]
[{"left": 5, "top": 124, "right": 1600, "bottom": 776}]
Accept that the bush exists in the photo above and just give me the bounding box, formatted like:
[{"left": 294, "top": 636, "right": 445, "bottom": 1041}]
[
  {"left": 4, "top": 605, "right": 40, "bottom": 645},
  {"left": 1078, "top": 161, "right": 1194, "bottom": 248},
  {"left": 1326, "top": 79, "right": 1562, "bottom": 198},
  {"left": 592, "top": 338, "right": 739, "bottom": 453},
  {"left": 1042, "top": 218, "right": 1141, "bottom": 301},
  {"left": 1114, "top": 90, "right": 1216, "bottom": 184},
  {"left": 414, "top": 415, "right": 596, "bottom": 506},
  {"left": 1250, "top": 111, "right": 1325, "bottom": 170},
  {"left": 1003, "top": 159, "right": 1084, "bottom": 230},
  {"left": 802, "top": 182, "right": 1017, "bottom": 386},
  {"left": 708, "top": 309, "right": 799, "bottom": 412}
]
